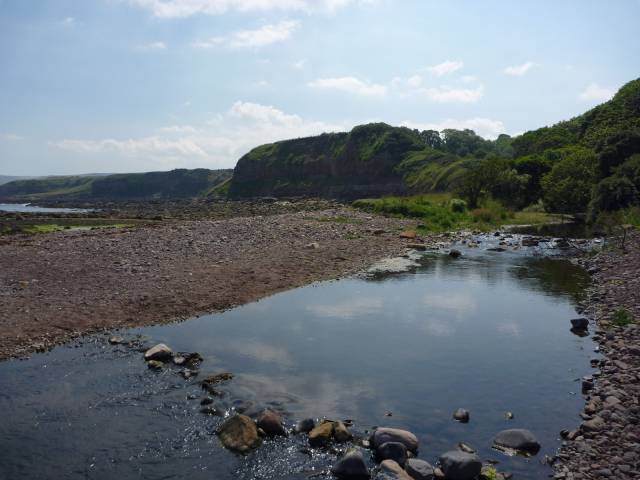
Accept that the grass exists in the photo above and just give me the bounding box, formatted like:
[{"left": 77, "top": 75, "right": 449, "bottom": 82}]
[
  {"left": 352, "top": 193, "right": 557, "bottom": 232},
  {"left": 3, "top": 222, "right": 135, "bottom": 236},
  {"left": 316, "top": 215, "right": 364, "bottom": 224},
  {"left": 612, "top": 308, "right": 634, "bottom": 327}
]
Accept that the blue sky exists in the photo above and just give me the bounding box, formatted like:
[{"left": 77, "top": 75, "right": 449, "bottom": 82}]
[{"left": 0, "top": 0, "right": 639, "bottom": 176}]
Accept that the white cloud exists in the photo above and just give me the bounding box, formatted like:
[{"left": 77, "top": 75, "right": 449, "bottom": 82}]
[
  {"left": 579, "top": 83, "right": 616, "bottom": 102},
  {"left": 60, "top": 17, "right": 75, "bottom": 27},
  {"left": 427, "top": 60, "right": 464, "bottom": 77},
  {"left": 137, "top": 41, "right": 167, "bottom": 50},
  {"left": 419, "top": 85, "right": 484, "bottom": 103},
  {"left": 51, "top": 102, "right": 351, "bottom": 169},
  {"left": 1, "top": 133, "right": 24, "bottom": 141},
  {"left": 406, "top": 74, "right": 422, "bottom": 88},
  {"left": 309, "top": 76, "right": 387, "bottom": 96},
  {"left": 401, "top": 117, "right": 506, "bottom": 139},
  {"left": 128, "top": 0, "right": 375, "bottom": 18},
  {"left": 192, "top": 20, "right": 299, "bottom": 48},
  {"left": 503, "top": 61, "right": 536, "bottom": 76}
]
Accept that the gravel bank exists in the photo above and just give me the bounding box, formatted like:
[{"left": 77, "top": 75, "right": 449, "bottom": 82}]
[
  {"left": 0, "top": 208, "right": 421, "bottom": 360},
  {"left": 554, "top": 232, "right": 640, "bottom": 479}
]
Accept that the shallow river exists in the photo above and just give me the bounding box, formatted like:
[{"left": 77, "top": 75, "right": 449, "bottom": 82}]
[
  {"left": 0, "top": 237, "right": 596, "bottom": 479},
  {"left": 0, "top": 203, "right": 91, "bottom": 213}
]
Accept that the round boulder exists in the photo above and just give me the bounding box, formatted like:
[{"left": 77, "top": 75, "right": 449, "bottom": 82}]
[
  {"left": 144, "top": 343, "right": 173, "bottom": 362},
  {"left": 218, "top": 414, "right": 261, "bottom": 453},
  {"left": 376, "top": 442, "right": 408, "bottom": 468},
  {"left": 331, "top": 448, "right": 370, "bottom": 480},
  {"left": 371, "top": 428, "right": 419, "bottom": 454},
  {"left": 453, "top": 408, "right": 470, "bottom": 423},
  {"left": 570, "top": 318, "right": 589, "bottom": 330},
  {"left": 308, "top": 421, "right": 334, "bottom": 447},
  {"left": 405, "top": 458, "right": 435, "bottom": 480},
  {"left": 438, "top": 450, "right": 481, "bottom": 480},
  {"left": 493, "top": 429, "right": 540, "bottom": 454},
  {"left": 257, "top": 409, "right": 287, "bottom": 437},
  {"left": 376, "top": 460, "right": 413, "bottom": 480}
]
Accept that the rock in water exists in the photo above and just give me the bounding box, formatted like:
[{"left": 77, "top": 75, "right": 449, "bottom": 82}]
[
  {"left": 570, "top": 318, "right": 589, "bottom": 330},
  {"left": 295, "top": 418, "right": 316, "bottom": 434},
  {"left": 438, "top": 450, "right": 482, "bottom": 480},
  {"left": 144, "top": 343, "right": 173, "bottom": 362},
  {"left": 376, "top": 442, "right": 408, "bottom": 467},
  {"left": 108, "top": 336, "right": 124, "bottom": 345},
  {"left": 331, "top": 448, "right": 370, "bottom": 479},
  {"left": 376, "top": 460, "right": 413, "bottom": 479},
  {"left": 334, "top": 421, "right": 353, "bottom": 442},
  {"left": 371, "top": 428, "right": 419, "bottom": 454},
  {"left": 453, "top": 408, "right": 470, "bottom": 423},
  {"left": 405, "top": 458, "right": 435, "bottom": 480},
  {"left": 218, "top": 415, "right": 261, "bottom": 453},
  {"left": 493, "top": 429, "right": 541, "bottom": 454},
  {"left": 449, "top": 249, "right": 462, "bottom": 258},
  {"left": 257, "top": 409, "right": 286, "bottom": 436},
  {"left": 147, "top": 360, "right": 164, "bottom": 370},
  {"left": 308, "top": 421, "right": 334, "bottom": 447}
]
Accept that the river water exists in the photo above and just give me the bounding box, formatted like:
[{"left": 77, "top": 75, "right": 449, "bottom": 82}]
[
  {"left": 0, "top": 236, "right": 596, "bottom": 480},
  {"left": 0, "top": 203, "right": 91, "bottom": 213}
]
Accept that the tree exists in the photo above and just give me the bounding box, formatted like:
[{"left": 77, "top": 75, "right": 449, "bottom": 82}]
[{"left": 541, "top": 149, "right": 597, "bottom": 215}]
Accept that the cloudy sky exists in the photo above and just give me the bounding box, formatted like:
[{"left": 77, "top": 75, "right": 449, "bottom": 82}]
[{"left": 1, "top": 0, "right": 639, "bottom": 176}]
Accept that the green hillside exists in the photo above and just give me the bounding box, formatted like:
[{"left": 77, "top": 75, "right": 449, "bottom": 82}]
[{"left": 0, "top": 169, "right": 233, "bottom": 201}]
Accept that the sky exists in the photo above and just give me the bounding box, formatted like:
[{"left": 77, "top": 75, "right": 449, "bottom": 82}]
[{"left": 0, "top": 0, "right": 639, "bottom": 176}]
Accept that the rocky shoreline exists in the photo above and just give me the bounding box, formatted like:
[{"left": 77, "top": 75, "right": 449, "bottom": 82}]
[{"left": 554, "top": 231, "right": 640, "bottom": 479}]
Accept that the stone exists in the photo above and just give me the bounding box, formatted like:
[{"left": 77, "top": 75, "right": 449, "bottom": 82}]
[
  {"left": 400, "top": 230, "right": 417, "bottom": 239},
  {"left": 144, "top": 343, "right": 173, "bottom": 362},
  {"left": 218, "top": 415, "right": 261, "bottom": 453},
  {"left": 453, "top": 408, "right": 470, "bottom": 423},
  {"left": 108, "top": 335, "right": 124, "bottom": 345},
  {"left": 438, "top": 450, "right": 481, "bottom": 480},
  {"left": 376, "top": 442, "right": 408, "bottom": 467},
  {"left": 371, "top": 428, "right": 419, "bottom": 454},
  {"left": 257, "top": 409, "right": 287, "bottom": 436},
  {"left": 334, "top": 421, "right": 353, "bottom": 442},
  {"left": 295, "top": 418, "right": 315, "bottom": 434},
  {"left": 407, "top": 244, "right": 427, "bottom": 251},
  {"left": 331, "top": 448, "right": 370, "bottom": 479},
  {"left": 305, "top": 242, "right": 320, "bottom": 249},
  {"left": 147, "top": 360, "right": 164, "bottom": 370},
  {"left": 581, "top": 416, "right": 606, "bottom": 432},
  {"left": 376, "top": 460, "right": 413, "bottom": 480},
  {"left": 405, "top": 458, "right": 435, "bottom": 480},
  {"left": 308, "top": 421, "right": 334, "bottom": 447},
  {"left": 449, "top": 249, "right": 462, "bottom": 258},
  {"left": 570, "top": 318, "right": 589, "bottom": 331},
  {"left": 493, "top": 429, "right": 541, "bottom": 454}
]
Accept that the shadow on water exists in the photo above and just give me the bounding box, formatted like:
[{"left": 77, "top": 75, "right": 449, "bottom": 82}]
[
  {"left": 509, "top": 221, "right": 599, "bottom": 239},
  {"left": 0, "top": 241, "right": 596, "bottom": 480}
]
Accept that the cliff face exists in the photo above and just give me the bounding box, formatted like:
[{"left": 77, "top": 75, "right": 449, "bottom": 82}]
[{"left": 229, "top": 123, "right": 424, "bottom": 199}]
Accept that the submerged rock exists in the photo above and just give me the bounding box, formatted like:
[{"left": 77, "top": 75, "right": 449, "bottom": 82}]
[
  {"left": 570, "top": 318, "right": 589, "bottom": 331},
  {"left": 449, "top": 249, "right": 462, "bottom": 258},
  {"left": 257, "top": 409, "right": 287, "bottom": 437},
  {"left": 493, "top": 429, "right": 540, "bottom": 454},
  {"left": 218, "top": 415, "right": 261, "bottom": 453},
  {"left": 453, "top": 408, "right": 470, "bottom": 423},
  {"left": 405, "top": 458, "right": 435, "bottom": 480},
  {"left": 108, "top": 335, "right": 124, "bottom": 345},
  {"left": 371, "top": 428, "right": 419, "bottom": 454},
  {"left": 144, "top": 343, "right": 173, "bottom": 362},
  {"left": 331, "top": 448, "right": 370, "bottom": 479},
  {"left": 147, "top": 360, "right": 164, "bottom": 370},
  {"left": 438, "top": 450, "right": 482, "bottom": 480}
]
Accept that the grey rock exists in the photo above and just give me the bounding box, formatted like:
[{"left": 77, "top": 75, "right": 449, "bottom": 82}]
[
  {"left": 438, "top": 450, "right": 482, "bottom": 480},
  {"left": 405, "top": 458, "right": 435, "bottom": 480},
  {"left": 493, "top": 429, "right": 541, "bottom": 454},
  {"left": 144, "top": 343, "right": 173, "bottom": 362},
  {"left": 331, "top": 448, "right": 370, "bottom": 479},
  {"left": 295, "top": 418, "right": 315, "bottom": 434},
  {"left": 570, "top": 318, "right": 589, "bottom": 331},
  {"left": 218, "top": 414, "right": 261, "bottom": 453},
  {"left": 371, "top": 428, "right": 419, "bottom": 453},
  {"left": 453, "top": 408, "right": 470, "bottom": 423},
  {"left": 257, "top": 409, "right": 286, "bottom": 436},
  {"left": 376, "top": 442, "right": 408, "bottom": 467}
]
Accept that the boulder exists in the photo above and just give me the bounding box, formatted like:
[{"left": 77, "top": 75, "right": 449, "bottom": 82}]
[
  {"left": 144, "top": 343, "right": 173, "bottom": 362},
  {"left": 308, "top": 421, "right": 334, "bottom": 447},
  {"left": 295, "top": 418, "right": 316, "bottom": 434},
  {"left": 218, "top": 415, "right": 261, "bottom": 453},
  {"left": 581, "top": 416, "right": 606, "bottom": 432},
  {"left": 400, "top": 230, "right": 417, "bottom": 239},
  {"left": 376, "top": 460, "right": 413, "bottom": 480},
  {"left": 257, "top": 409, "right": 287, "bottom": 436},
  {"left": 376, "top": 442, "right": 408, "bottom": 467},
  {"left": 405, "top": 458, "right": 435, "bottom": 480},
  {"left": 331, "top": 448, "right": 370, "bottom": 479},
  {"left": 493, "top": 429, "right": 540, "bottom": 454},
  {"left": 147, "top": 360, "right": 164, "bottom": 370},
  {"left": 570, "top": 318, "right": 589, "bottom": 330},
  {"left": 449, "top": 249, "right": 462, "bottom": 258},
  {"left": 371, "top": 428, "right": 419, "bottom": 454},
  {"left": 108, "top": 336, "right": 124, "bottom": 345},
  {"left": 334, "top": 421, "right": 353, "bottom": 442},
  {"left": 453, "top": 408, "right": 470, "bottom": 423},
  {"left": 438, "top": 450, "right": 482, "bottom": 480}
]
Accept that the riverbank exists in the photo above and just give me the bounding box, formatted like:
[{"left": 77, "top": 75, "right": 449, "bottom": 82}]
[
  {"left": 0, "top": 207, "right": 421, "bottom": 361},
  {"left": 554, "top": 231, "right": 640, "bottom": 480}
]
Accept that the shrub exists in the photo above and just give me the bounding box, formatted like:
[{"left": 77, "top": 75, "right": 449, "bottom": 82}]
[{"left": 449, "top": 198, "right": 467, "bottom": 212}]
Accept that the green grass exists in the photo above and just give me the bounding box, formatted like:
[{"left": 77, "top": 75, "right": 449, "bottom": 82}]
[
  {"left": 353, "top": 194, "right": 556, "bottom": 232},
  {"left": 9, "top": 223, "right": 134, "bottom": 236},
  {"left": 612, "top": 308, "right": 634, "bottom": 327},
  {"left": 316, "top": 215, "right": 364, "bottom": 224}
]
